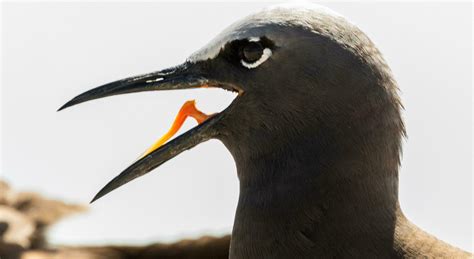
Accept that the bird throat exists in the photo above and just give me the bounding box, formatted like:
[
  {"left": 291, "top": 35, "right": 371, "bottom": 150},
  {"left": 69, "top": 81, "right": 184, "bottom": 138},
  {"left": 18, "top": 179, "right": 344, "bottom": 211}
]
[{"left": 227, "top": 131, "right": 403, "bottom": 258}]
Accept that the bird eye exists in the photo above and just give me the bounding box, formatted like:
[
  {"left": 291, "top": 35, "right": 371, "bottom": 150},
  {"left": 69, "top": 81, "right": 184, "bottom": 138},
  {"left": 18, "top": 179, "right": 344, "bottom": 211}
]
[
  {"left": 240, "top": 41, "right": 272, "bottom": 69},
  {"left": 242, "top": 42, "right": 264, "bottom": 63}
]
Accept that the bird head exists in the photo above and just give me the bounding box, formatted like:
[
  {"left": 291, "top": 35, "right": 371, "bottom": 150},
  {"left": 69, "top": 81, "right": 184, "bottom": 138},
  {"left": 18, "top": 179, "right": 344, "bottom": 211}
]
[{"left": 59, "top": 4, "right": 404, "bottom": 202}]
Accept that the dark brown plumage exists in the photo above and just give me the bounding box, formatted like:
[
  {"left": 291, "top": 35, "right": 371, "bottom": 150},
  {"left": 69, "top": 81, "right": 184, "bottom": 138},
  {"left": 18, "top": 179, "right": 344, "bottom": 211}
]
[{"left": 59, "top": 4, "right": 471, "bottom": 258}]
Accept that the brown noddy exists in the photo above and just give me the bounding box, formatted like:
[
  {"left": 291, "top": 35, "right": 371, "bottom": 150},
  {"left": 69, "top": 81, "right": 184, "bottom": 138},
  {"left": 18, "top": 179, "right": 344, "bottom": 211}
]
[{"left": 59, "top": 4, "right": 471, "bottom": 258}]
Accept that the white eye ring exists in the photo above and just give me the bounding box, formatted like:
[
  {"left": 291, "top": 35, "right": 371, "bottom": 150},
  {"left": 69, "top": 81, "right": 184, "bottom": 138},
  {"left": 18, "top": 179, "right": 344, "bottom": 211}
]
[{"left": 241, "top": 48, "right": 272, "bottom": 69}]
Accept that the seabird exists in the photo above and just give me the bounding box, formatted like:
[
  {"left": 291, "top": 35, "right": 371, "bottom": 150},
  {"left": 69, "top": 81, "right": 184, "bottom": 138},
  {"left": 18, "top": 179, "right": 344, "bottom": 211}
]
[{"left": 59, "top": 4, "right": 471, "bottom": 258}]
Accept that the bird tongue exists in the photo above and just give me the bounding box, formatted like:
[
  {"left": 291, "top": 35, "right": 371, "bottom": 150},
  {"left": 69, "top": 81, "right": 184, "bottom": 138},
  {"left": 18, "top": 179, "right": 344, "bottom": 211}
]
[{"left": 141, "top": 100, "right": 211, "bottom": 158}]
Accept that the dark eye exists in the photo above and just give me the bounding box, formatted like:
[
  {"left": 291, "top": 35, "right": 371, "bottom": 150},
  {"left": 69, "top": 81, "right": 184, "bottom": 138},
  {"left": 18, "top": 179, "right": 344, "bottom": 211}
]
[{"left": 241, "top": 42, "right": 264, "bottom": 63}]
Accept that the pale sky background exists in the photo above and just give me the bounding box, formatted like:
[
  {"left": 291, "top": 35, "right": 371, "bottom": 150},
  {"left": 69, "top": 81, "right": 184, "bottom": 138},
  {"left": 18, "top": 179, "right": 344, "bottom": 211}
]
[{"left": 1, "top": 1, "right": 472, "bottom": 251}]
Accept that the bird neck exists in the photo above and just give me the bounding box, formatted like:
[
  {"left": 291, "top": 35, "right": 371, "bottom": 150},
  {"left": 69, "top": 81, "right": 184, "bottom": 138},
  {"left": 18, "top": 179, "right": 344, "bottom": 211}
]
[{"left": 227, "top": 127, "right": 405, "bottom": 258}]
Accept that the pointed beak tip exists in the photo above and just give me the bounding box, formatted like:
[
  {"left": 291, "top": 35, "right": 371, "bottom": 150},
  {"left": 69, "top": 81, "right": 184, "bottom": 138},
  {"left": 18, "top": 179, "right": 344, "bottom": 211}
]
[
  {"left": 57, "top": 104, "right": 68, "bottom": 112},
  {"left": 90, "top": 194, "right": 102, "bottom": 204},
  {"left": 57, "top": 99, "right": 77, "bottom": 112}
]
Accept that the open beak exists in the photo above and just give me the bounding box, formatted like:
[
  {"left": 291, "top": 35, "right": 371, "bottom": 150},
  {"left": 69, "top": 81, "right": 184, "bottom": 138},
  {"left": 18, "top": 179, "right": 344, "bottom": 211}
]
[{"left": 59, "top": 62, "right": 240, "bottom": 203}]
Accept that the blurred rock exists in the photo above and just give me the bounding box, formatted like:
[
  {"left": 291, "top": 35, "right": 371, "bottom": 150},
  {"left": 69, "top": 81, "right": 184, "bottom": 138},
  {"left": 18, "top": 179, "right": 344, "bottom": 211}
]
[
  {"left": 0, "top": 180, "right": 86, "bottom": 252},
  {"left": 0, "top": 206, "right": 35, "bottom": 247},
  {"left": 0, "top": 181, "right": 230, "bottom": 259},
  {"left": 20, "top": 235, "right": 230, "bottom": 259}
]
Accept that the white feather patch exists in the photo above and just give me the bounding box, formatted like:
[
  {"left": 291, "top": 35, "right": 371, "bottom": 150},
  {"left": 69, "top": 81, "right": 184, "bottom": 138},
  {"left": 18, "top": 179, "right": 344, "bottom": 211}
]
[
  {"left": 241, "top": 48, "right": 272, "bottom": 69},
  {"left": 248, "top": 37, "right": 260, "bottom": 42}
]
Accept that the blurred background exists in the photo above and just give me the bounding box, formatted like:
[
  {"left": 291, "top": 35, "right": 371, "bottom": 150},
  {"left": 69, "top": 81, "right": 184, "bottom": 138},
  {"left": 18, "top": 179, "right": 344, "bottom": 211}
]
[{"left": 1, "top": 1, "right": 472, "bottom": 255}]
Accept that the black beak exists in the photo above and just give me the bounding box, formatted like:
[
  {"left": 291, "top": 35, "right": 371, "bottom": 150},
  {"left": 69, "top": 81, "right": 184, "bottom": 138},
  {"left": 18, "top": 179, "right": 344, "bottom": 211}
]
[
  {"left": 59, "top": 63, "right": 232, "bottom": 203},
  {"left": 58, "top": 63, "right": 207, "bottom": 111},
  {"left": 90, "top": 113, "right": 221, "bottom": 203}
]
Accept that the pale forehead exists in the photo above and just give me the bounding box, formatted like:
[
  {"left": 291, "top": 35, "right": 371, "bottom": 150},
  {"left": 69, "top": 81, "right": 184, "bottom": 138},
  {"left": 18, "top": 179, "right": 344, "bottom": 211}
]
[{"left": 187, "top": 3, "right": 346, "bottom": 63}]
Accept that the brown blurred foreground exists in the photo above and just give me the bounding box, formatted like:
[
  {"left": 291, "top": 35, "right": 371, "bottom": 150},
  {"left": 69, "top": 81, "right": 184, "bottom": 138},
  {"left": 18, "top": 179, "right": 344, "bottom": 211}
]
[{"left": 0, "top": 181, "right": 230, "bottom": 259}]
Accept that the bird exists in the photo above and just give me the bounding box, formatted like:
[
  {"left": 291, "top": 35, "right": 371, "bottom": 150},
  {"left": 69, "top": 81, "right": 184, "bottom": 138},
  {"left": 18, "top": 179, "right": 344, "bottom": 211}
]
[{"left": 59, "top": 4, "right": 471, "bottom": 258}]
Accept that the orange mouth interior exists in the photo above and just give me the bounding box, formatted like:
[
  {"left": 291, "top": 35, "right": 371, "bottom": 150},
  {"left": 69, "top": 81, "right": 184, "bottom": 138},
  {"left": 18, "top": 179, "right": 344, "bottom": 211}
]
[{"left": 141, "top": 100, "right": 211, "bottom": 158}]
